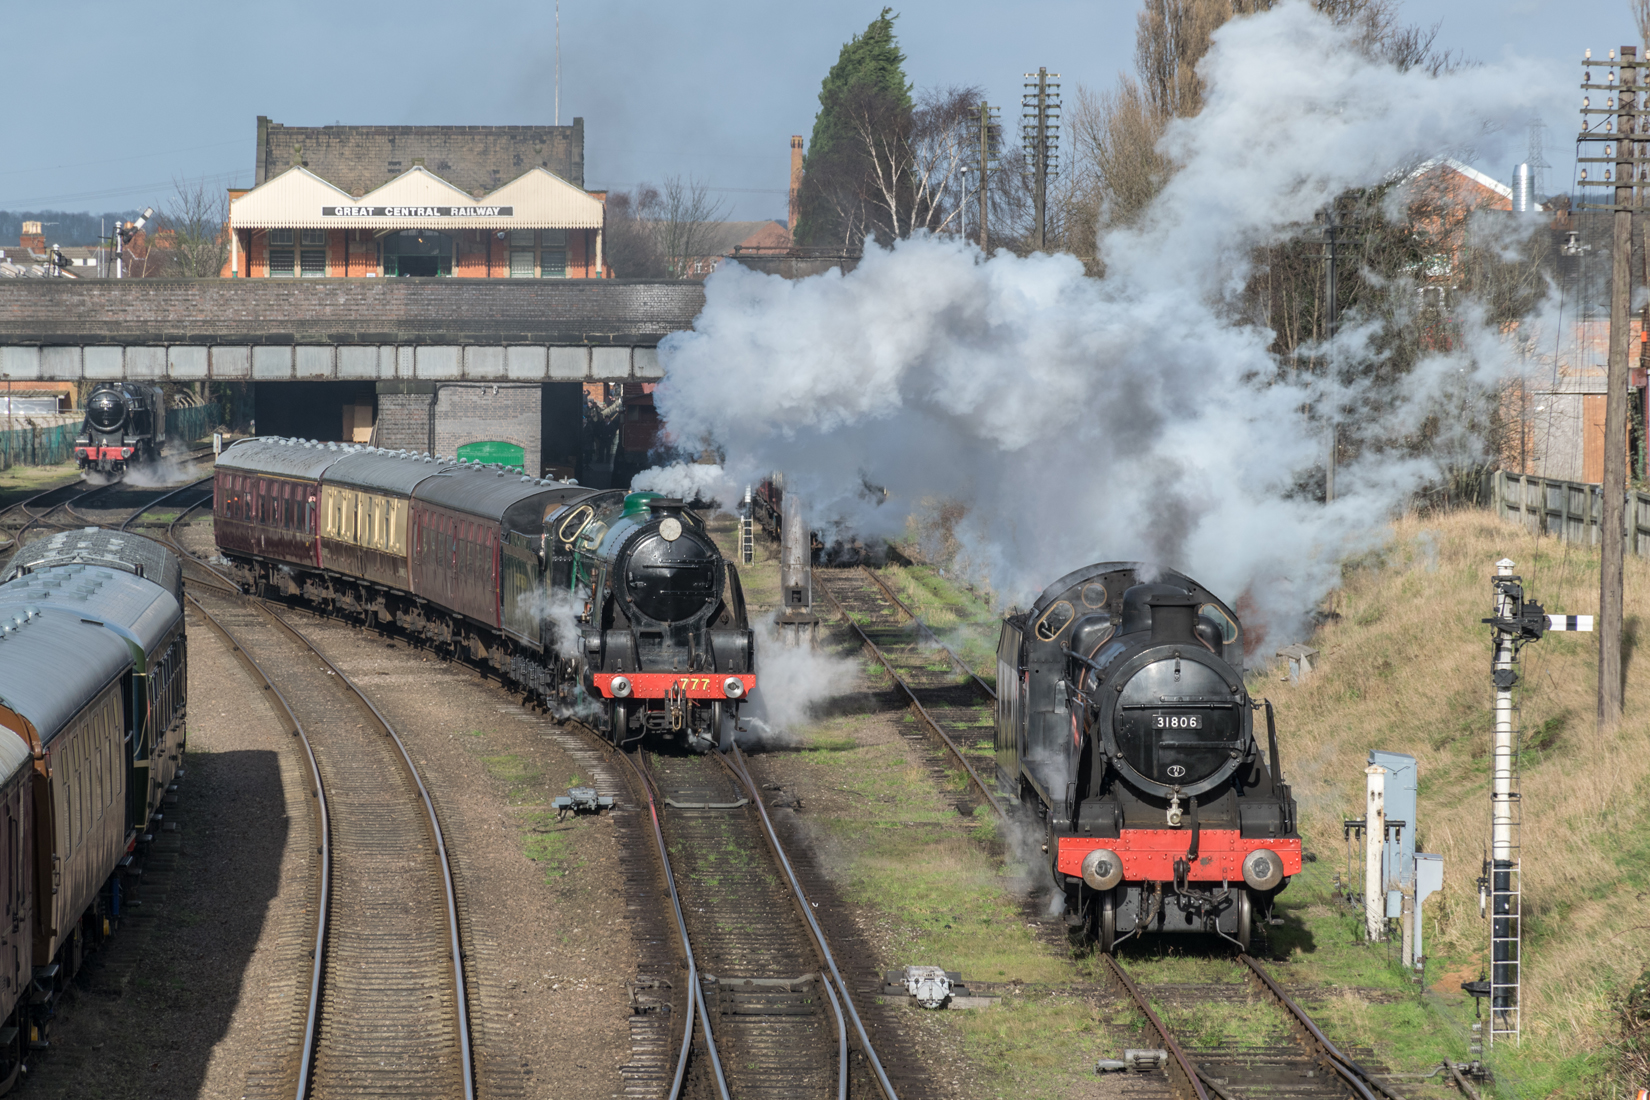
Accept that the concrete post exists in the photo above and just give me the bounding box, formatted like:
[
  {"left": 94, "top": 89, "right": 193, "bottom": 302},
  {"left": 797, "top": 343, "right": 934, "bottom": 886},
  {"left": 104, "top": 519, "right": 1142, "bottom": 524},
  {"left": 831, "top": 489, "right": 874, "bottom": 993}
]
[{"left": 1365, "top": 765, "right": 1386, "bottom": 943}]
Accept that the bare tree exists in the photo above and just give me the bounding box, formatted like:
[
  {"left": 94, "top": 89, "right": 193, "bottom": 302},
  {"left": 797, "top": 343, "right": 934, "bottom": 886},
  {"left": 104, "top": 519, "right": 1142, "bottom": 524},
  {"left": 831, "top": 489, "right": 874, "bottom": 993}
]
[
  {"left": 158, "top": 177, "right": 229, "bottom": 278},
  {"left": 847, "top": 85, "right": 982, "bottom": 239},
  {"left": 604, "top": 186, "right": 668, "bottom": 278},
  {"left": 656, "top": 176, "right": 729, "bottom": 277}
]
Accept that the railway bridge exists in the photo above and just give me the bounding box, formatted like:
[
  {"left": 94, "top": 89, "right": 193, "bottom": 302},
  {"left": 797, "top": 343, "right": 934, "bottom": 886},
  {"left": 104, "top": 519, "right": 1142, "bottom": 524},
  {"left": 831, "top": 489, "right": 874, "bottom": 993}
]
[{"left": 0, "top": 278, "right": 707, "bottom": 484}]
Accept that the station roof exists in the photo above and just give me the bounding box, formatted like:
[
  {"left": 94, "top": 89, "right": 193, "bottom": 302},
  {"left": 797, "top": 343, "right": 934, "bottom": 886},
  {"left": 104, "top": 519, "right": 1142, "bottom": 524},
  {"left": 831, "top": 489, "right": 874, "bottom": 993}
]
[{"left": 230, "top": 164, "right": 605, "bottom": 231}]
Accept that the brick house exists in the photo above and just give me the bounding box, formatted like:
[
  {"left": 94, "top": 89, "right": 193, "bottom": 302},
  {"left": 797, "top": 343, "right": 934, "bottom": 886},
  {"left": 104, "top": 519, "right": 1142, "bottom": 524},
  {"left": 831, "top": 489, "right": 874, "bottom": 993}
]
[{"left": 226, "top": 119, "right": 607, "bottom": 279}]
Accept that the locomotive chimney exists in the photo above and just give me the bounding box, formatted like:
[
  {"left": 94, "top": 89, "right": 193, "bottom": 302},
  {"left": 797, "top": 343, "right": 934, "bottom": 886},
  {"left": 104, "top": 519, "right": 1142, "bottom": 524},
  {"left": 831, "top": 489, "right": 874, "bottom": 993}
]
[{"left": 1148, "top": 593, "right": 1198, "bottom": 644}]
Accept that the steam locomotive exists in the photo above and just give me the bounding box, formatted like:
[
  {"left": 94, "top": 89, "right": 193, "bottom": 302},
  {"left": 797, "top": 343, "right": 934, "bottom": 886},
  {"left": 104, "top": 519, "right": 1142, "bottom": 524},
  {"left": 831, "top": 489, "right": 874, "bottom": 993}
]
[
  {"left": 212, "top": 438, "right": 755, "bottom": 750},
  {"left": 996, "top": 563, "right": 1299, "bottom": 952},
  {"left": 74, "top": 383, "right": 165, "bottom": 475}
]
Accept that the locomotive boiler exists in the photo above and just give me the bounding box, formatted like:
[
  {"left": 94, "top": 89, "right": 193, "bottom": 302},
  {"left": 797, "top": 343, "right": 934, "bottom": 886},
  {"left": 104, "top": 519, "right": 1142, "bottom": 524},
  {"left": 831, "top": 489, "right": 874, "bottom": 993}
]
[
  {"left": 996, "top": 563, "right": 1299, "bottom": 952},
  {"left": 73, "top": 383, "right": 165, "bottom": 475}
]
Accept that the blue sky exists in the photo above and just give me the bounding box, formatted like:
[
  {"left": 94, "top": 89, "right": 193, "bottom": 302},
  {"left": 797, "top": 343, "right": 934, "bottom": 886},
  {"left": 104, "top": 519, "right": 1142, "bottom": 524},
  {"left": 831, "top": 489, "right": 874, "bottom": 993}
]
[{"left": 0, "top": 0, "right": 1635, "bottom": 221}]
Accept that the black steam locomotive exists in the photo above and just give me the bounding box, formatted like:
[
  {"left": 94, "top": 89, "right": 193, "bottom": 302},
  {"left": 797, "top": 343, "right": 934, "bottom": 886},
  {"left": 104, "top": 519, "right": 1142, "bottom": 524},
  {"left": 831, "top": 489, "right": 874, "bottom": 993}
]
[
  {"left": 212, "top": 438, "right": 755, "bottom": 750},
  {"left": 996, "top": 563, "right": 1299, "bottom": 952},
  {"left": 74, "top": 383, "right": 165, "bottom": 475}
]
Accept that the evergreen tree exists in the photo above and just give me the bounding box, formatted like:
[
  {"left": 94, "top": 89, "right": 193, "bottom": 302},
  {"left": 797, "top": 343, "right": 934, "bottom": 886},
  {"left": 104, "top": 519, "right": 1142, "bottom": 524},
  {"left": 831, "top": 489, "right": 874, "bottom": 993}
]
[{"left": 794, "top": 9, "right": 912, "bottom": 247}]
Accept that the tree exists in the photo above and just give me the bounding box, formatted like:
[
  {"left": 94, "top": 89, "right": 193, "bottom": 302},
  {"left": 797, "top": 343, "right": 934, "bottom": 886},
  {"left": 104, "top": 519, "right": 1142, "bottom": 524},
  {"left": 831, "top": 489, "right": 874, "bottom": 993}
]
[
  {"left": 601, "top": 177, "right": 728, "bottom": 279},
  {"left": 157, "top": 177, "right": 229, "bottom": 278},
  {"left": 794, "top": 8, "right": 912, "bottom": 246}
]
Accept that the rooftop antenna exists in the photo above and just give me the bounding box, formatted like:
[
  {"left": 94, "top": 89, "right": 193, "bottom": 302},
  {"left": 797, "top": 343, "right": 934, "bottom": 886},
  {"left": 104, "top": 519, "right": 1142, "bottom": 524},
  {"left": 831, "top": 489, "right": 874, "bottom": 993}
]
[{"left": 555, "top": 0, "right": 561, "bottom": 126}]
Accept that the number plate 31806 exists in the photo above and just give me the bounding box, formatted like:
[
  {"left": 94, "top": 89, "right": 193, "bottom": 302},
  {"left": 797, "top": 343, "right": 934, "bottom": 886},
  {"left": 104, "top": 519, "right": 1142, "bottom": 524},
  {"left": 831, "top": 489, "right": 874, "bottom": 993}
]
[{"left": 1153, "top": 713, "right": 1202, "bottom": 730}]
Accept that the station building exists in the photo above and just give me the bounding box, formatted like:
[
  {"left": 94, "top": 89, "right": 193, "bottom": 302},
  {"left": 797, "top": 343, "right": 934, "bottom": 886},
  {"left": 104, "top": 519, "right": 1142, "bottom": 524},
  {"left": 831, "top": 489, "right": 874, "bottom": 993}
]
[{"left": 227, "top": 118, "right": 607, "bottom": 280}]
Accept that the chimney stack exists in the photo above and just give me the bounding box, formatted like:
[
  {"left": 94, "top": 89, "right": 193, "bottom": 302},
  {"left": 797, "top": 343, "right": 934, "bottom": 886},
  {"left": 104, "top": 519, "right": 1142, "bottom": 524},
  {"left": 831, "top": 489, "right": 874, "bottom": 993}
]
[
  {"left": 788, "top": 136, "right": 804, "bottom": 233},
  {"left": 19, "top": 221, "right": 44, "bottom": 252}
]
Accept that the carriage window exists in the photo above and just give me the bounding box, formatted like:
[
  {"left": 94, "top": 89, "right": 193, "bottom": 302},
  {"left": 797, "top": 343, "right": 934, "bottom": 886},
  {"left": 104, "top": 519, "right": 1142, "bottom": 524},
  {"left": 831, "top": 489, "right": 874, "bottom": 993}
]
[{"left": 1034, "top": 600, "right": 1076, "bottom": 642}]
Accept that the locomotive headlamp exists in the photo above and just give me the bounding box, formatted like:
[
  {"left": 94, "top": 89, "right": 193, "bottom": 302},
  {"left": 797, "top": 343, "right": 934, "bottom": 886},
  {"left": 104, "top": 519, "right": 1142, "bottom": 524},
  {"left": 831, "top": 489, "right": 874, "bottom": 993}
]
[
  {"left": 1080, "top": 848, "right": 1124, "bottom": 891},
  {"left": 1242, "top": 848, "right": 1284, "bottom": 891},
  {"left": 610, "top": 675, "right": 633, "bottom": 698},
  {"left": 722, "top": 677, "right": 745, "bottom": 699}
]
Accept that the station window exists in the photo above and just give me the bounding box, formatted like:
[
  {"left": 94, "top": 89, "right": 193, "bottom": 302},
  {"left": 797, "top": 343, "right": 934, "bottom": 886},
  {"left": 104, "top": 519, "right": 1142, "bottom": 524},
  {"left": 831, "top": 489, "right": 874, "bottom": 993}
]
[
  {"left": 269, "top": 229, "right": 294, "bottom": 246},
  {"left": 300, "top": 249, "right": 327, "bottom": 277},
  {"left": 269, "top": 248, "right": 295, "bottom": 277},
  {"left": 509, "top": 249, "right": 535, "bottom": 278},
  {"left": 541, "top": 229, "right": 567, "bottom": 278},
  {"left": 300, "top": 228, "right": 326, "bottom": 246}
]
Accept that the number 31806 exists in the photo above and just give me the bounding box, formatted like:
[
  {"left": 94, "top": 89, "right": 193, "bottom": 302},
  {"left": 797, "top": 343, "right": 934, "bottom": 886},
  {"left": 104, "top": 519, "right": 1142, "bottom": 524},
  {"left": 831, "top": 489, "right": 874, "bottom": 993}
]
[{"left": 1153, "top": 713, "right": 1202, "bottom": 729}]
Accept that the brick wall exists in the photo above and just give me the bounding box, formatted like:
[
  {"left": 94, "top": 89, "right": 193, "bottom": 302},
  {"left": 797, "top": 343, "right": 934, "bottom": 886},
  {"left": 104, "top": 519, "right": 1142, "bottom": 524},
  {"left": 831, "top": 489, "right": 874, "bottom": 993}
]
[
  {"left": 258, "top": 118, "right": 585, "bottom": 192},
  {"left": 377, "top": 392, "right": 435, "bottom": 452},
  {"left": 0, "top": 279, "right": 706, "bottom": 345},
  {"left": 431, "top": 384, "right": 541, "bottom": 474}
]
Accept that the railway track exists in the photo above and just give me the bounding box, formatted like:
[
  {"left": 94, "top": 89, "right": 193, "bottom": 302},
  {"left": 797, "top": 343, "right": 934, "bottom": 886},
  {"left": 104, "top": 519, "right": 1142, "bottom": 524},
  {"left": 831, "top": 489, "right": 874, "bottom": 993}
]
[
  {"left": 0, "top": 446, "right": 217, "bottom": 561},
  {"left": 813, "top": 566, "right": 1002, "bottom": 817},
  {"left": 185, "top": 579, "right": 475, "bottom": 1099},
  {"left": 1101, "top": 952, "right": 1402, "bottom": 1100}
]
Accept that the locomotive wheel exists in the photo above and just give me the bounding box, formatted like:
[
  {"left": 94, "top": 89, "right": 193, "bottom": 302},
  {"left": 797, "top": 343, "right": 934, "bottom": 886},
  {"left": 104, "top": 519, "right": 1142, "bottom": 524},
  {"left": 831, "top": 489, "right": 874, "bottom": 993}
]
[
  {"left": 712, "top": 702, "right": 735, "bottom": 753},
  {"left": 610, "top": 700, "right": 633, "bottom": 745},
  {"left": 1235, "top": 887, "right": 1254, "bottom": 953},
  {"left": 1097, "top": 888, "right": 1118, "bottom": 954}
]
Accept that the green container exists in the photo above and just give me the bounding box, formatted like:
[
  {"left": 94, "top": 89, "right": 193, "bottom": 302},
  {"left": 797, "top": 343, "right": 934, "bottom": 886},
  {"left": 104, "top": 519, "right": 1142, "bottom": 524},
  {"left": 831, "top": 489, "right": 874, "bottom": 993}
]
[{"left": 455, "top": 440, "right": 525, "bottom": 472}]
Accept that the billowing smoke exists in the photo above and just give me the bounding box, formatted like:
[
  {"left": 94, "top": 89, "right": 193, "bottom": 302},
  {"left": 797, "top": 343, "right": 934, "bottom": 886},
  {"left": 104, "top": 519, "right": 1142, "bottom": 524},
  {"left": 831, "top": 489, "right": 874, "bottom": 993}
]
[
  {"left": 639, "top": 2, "right": 1563, "bottom": 641},
  {"left": 124, "top": 449, "right": 195, "bottom": 489},
  {"left": 738, "top": 620, "right": 857, "bottom": 745}
]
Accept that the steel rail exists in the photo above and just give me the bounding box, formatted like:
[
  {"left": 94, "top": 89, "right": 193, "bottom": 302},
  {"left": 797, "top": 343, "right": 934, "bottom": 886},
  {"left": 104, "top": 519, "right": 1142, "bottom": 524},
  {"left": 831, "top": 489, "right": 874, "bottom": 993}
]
[
  {"left": 856, "top": 564, "right": 996, "bottom": 701},
  {"left": 253, "top": 601, "right": 478, "bottom": 1100},
  {"left": 1239, "top": 955, "right": 1399, "bottom": 1100},
  {"left": 814, "top": 573, "right": 1005, "bottom": 820},
  {"left": 118, "top": 475, "right": 215, "bottom": 531},
  {"left": 721, "top": 743, "right": 898, "bottom": 1100},
  {"left": 610, "top": 747, "right": 723, "bottom": 1100},
  {"left": 1100, "top": 955, "right": 1211, "bottom": 1100},
  {"left": 182, "top": 594, "right": 332, "bottom": 1100}
]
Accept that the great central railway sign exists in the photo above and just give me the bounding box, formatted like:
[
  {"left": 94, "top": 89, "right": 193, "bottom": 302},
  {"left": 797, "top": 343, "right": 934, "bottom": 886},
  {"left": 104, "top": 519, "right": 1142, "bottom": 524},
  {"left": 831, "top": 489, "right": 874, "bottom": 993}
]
[{"left": 321, "top": 206, "right": 514, "bottom": 217}]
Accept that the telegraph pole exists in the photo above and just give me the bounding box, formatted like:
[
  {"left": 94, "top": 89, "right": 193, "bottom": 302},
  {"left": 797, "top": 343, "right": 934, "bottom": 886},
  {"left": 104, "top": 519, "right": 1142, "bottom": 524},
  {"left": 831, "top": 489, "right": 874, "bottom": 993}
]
[
  {"left": 1022, "top": 68, "right": 1061, "bottom": 251},
  {"left": 1579, "top": 45, "right": 1641, "bottom": 729},
  {"left": 972, "top": 101, "right": 1000, "bottom": 252}
]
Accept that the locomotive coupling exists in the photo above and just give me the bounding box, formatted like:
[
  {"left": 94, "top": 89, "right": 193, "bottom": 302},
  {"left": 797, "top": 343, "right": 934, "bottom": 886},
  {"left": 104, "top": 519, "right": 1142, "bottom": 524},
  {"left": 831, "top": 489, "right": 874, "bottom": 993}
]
[
  {"left": 1080, "top": 849, "right": 1124, "bottom": 891},
  {"left": 1242, "top": 848, "right": 1285, "bottom": 891}
]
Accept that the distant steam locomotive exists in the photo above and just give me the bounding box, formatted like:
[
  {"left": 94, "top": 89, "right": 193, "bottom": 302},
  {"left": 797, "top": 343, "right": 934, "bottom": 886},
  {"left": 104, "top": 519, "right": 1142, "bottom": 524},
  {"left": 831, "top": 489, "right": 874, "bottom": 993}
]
[
  {"left": 74, "top": 383, "right": 165, "bottom": 475},
  {"left": 997, "top": 563, "right": 1300, "bottom": 952}
]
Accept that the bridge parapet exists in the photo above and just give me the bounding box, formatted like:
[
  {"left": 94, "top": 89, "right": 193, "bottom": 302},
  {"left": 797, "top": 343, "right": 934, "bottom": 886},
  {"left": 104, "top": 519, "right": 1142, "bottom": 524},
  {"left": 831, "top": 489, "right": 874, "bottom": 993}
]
[{"left": 0, "top": 278, "right": 703, "bottom": 382}]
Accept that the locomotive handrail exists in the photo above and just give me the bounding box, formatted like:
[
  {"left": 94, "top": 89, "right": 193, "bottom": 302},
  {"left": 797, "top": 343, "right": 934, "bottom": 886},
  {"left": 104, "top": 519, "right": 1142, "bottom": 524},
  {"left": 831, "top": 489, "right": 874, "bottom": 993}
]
[
  {"left": 815, "top": 572, "right": 1005, "bottom": 821},
  {"left": 857, "top": 564, "right": 996, "bottom": 701},
  {"left": 722, "top": 743, "right": 894, "bottom": 1100},
  {"left": 182, "top": 595, "right": 333, "bottom": 1100}
]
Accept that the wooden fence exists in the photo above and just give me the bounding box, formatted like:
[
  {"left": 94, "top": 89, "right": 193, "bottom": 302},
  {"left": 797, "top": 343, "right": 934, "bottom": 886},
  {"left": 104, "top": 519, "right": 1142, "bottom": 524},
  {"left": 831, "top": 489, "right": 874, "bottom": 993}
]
[{"left": 1488, "top": 470, "right": 1650, "bottom": 559}]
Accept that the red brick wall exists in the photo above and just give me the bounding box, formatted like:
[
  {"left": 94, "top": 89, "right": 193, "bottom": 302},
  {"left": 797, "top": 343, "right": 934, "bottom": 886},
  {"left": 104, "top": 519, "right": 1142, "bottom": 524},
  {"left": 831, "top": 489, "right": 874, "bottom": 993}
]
[
  {"left": 248, "top": 229, "right": 268, "bottom": 277},
  {"left": 328, "top": 230, "right": 347, "bottom": 277}
]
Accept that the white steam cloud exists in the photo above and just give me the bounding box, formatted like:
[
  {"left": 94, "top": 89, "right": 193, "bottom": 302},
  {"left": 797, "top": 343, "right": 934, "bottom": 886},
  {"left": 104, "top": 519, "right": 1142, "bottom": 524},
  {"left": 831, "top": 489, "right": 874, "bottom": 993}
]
[
  {"left": 641, "top": 3, "right": 1565, "bottom": 641},
  {"left": 738, "top": 620, "right": 857, "bottom": 745}
]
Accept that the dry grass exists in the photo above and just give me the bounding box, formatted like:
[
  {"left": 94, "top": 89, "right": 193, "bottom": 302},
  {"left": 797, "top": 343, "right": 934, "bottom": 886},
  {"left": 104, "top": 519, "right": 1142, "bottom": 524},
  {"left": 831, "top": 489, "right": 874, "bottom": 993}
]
[{"left": 1267, "top": 509, "right": 1650, "bottom": 1057}]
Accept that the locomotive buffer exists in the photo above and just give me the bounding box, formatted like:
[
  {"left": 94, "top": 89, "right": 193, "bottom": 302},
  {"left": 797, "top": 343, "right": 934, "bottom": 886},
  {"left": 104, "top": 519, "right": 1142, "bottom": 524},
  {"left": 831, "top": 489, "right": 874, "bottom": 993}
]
[{"left": 1480, "top": 558, "right": 1590, "bottom": 1046}]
